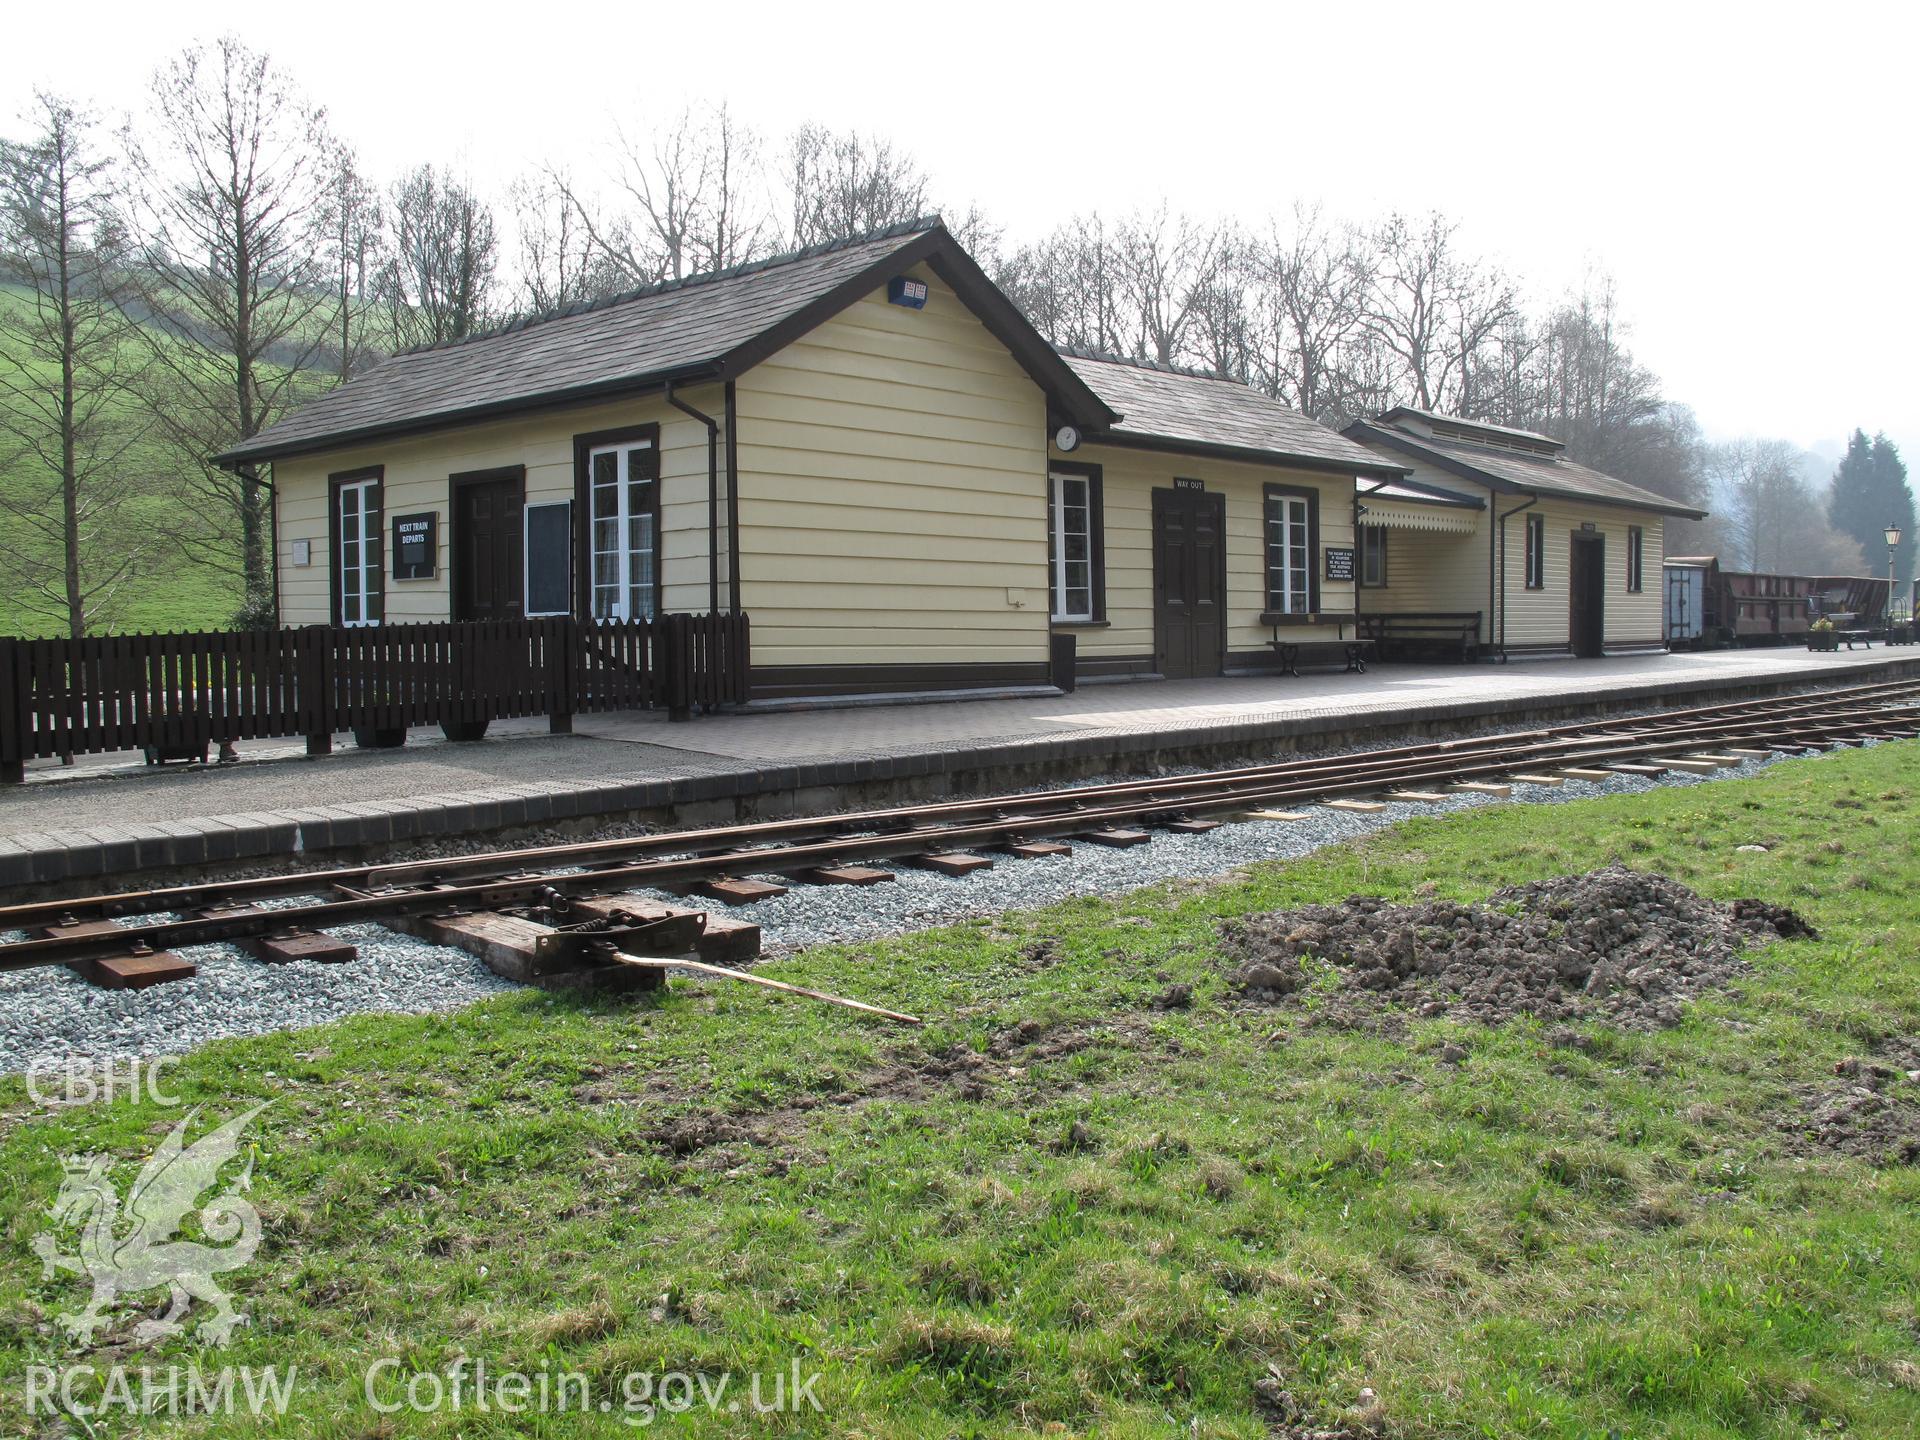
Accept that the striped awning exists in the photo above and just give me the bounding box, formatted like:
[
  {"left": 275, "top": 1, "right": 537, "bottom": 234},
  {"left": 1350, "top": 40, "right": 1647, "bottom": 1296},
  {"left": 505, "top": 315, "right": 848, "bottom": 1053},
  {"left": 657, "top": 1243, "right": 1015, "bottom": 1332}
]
[{"left": 1364, "top": 498, "right": 1481, "bottom": 534}]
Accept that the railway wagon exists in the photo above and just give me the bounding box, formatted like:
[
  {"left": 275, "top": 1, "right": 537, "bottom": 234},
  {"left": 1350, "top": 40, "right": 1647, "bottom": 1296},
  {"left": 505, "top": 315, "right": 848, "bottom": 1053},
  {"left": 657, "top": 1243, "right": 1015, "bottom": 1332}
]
[{"left": 1665, "top": 557, "right": 1889, "bottom": 646}]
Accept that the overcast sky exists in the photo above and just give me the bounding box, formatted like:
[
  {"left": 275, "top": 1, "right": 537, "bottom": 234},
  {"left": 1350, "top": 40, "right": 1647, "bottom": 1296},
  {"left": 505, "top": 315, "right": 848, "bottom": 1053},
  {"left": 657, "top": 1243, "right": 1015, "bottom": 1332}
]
[{"left": 8, "top": 1, "right": 1915, "bottom": 472}]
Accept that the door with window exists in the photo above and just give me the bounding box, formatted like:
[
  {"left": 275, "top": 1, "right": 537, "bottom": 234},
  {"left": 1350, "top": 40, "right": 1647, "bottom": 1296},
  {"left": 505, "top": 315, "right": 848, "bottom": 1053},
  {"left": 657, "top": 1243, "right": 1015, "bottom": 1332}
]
[
  {"left": 586, "top": 437, "right": 659, "bottom": 621},
  {"left": 452, "top": 471, "right": 525, "bottom": 622},
  {"left": 1152, "top": 485, "right": 1225, "bottom": 679},
  {"left": 334, "top": 471, "right": 383, "bottom": 627}
]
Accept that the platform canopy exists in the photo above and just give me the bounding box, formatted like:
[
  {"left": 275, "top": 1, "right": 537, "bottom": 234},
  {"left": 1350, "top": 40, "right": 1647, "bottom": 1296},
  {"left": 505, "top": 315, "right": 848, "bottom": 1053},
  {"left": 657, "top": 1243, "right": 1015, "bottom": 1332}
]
[{"left": 1357, "top": 477, "right": 1484, "bottom": 534}]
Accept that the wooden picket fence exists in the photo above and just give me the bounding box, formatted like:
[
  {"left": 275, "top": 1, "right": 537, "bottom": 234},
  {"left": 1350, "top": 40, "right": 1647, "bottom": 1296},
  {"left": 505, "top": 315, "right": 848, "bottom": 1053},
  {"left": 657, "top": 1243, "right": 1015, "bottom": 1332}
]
[{"left": 0, "top": 612, "right": 751, "bottom": 781}]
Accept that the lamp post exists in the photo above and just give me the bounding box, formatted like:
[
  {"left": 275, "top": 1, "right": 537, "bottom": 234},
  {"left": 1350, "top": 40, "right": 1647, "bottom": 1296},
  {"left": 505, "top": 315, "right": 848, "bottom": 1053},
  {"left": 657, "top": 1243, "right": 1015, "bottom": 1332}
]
[{"left": 1885, "top": 522, "right": 1904, "bottom": 641}]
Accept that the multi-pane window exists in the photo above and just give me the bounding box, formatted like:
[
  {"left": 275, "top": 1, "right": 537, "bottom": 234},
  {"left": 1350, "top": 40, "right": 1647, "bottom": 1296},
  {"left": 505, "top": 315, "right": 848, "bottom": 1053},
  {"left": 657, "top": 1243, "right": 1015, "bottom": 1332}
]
[
  {"left": 1050, "top": 471, "right": 1094, "bottom": 620},
  {"left": 1626, "top": 526, "right": 1644, "bottom": 592},
  {"left": 589, "top": 441, "right": 657, "bottom": 621},
  {"left": 1359, "top": 524, "right": 1388, "bottom": 587},
  {"left": 337, "top": 475, "right": 382, "bottom": 626},
  {"left": 1265, "top": 490, "right": 1313, "bottom": 614},
  {"left": 1524, "top": 513, "right": 1545, "bottom": 590}
]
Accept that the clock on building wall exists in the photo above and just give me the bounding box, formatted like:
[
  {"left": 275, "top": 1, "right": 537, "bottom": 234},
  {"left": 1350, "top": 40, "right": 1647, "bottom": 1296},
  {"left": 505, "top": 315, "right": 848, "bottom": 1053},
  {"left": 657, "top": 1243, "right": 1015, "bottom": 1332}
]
[{"left": 1054, "top": 425, "right": 1081, "bottom": 452}]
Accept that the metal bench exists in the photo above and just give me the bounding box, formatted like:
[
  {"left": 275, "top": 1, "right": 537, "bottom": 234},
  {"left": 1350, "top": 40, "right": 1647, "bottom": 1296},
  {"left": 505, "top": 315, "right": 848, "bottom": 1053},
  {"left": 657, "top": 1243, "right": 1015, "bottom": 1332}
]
[
  {"left": 1268, "top": 636, "right": 1375, "bottom": 677},
  {"left": 1838, "top": 630, "right": 1875, "bottom": 650},
  {"left": 1357, "top": 611, "right": 1483, "bottom": 663}
]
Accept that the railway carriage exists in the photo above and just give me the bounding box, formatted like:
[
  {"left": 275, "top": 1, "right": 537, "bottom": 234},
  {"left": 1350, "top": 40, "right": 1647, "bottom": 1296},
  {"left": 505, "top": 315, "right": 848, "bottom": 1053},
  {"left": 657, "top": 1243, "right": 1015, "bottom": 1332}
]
[{"left": 1662, "top": 556, "right": 1888, "bottom": 646}]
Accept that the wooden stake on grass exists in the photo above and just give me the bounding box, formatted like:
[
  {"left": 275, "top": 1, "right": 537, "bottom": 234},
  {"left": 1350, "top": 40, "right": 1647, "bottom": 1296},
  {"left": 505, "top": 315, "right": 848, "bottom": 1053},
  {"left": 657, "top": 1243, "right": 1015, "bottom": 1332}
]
[{"left": 610, "top": 951, "right": 923, "bottom": 1026}]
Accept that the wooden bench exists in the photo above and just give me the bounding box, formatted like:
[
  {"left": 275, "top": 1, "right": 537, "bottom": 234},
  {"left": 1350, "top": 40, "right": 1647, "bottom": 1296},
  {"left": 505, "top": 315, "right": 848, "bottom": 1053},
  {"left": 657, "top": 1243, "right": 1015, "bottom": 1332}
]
[
  {"left": 1357, "top": 611, "right": 1483, "bottom": 663},
  {"left": 1268, "top": 637, "right": 1375, "bottom": 677}
]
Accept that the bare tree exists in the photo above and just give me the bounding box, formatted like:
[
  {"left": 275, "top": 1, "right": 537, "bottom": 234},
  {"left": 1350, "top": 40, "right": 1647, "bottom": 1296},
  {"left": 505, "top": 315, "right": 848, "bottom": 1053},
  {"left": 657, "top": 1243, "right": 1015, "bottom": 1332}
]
[
  {"left": 509, "top": 169, "right": 621, "bottom": 312},
  {"left": 379, "top": 164, "right": 498, "bottom": 349},
  {"left": 1110, "top": 206, "right": 1221, "bottom": 364},
  {"left": 787, "top": 124, "right": 931, "bottom": 247},
  {"left": 0, "top": 93, "right": 153, "bottom": 636},
  {"left": 537, "top": 104, "right": 771, "bottom": 292},
  {"left": 319, "top": 144, "right": 382, "bottom": 380},
  {"left": 1248, "top": 205, "right": 1374, "bottom": 421},
  {"left": 1362, "top": 212, "right": 1516, "bottom": 414},
  {"left": 997, "top": 212, "right": 1125, "bottom": 355},
  {"left": 1708, "top": 438, "right": 1848, "bottom": 572},
  {"left": 120, "top": 35, "right": 337, "bottom": 623}
]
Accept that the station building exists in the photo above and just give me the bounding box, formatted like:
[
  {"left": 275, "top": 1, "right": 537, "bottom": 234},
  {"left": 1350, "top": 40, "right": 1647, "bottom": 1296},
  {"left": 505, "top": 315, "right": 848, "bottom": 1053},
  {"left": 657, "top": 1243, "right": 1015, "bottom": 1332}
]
[{"left": 219, "top": 219, "right": 1700, "bottom": 699}]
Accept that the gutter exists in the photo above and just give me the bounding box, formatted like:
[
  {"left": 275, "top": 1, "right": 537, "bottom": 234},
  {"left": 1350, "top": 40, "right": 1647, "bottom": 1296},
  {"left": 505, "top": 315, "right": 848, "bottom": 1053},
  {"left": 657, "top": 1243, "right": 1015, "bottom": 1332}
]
[
  {"left": 665, "top": 382, "right": 722, "bottom": 616},
  {"left": 1493, "top": 492, "right": 1540, "bottom": 661}
]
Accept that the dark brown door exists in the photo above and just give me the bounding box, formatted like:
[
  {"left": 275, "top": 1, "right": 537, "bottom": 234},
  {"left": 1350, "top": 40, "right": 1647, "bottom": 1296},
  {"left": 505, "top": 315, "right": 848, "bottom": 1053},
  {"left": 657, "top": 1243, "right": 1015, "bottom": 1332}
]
[
  {"left": 1569, "top": 533, "right": 1605, "bottom": 657},
  {"left": 1152, "top": 486, "right": 1226, "bottom": 679},
  {"left": 452, "top": 476, "right": 525, "bottom": 622}
]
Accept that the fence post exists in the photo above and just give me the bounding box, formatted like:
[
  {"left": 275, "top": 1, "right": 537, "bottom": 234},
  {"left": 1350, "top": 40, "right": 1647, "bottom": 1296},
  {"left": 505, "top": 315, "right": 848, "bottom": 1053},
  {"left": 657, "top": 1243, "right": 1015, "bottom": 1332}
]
[
  {"left": 0, "top": 637, "right": 23, "bottom": 785},
  {"left": 550, "top": 617, "right": 575, "bottom": 734},
  {"left": 665, "top": 613, "right": 692, "bottom": 723},
  {"left": 301, "top": 626, "right": 334, "bottom": 757}
]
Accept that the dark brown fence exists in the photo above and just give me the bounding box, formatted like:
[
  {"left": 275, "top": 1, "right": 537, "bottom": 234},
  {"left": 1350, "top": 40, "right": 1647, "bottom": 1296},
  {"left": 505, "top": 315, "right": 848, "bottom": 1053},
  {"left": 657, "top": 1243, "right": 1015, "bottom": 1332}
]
[{"left": 0, "top": 613, "right": 749, "bottom": 781}]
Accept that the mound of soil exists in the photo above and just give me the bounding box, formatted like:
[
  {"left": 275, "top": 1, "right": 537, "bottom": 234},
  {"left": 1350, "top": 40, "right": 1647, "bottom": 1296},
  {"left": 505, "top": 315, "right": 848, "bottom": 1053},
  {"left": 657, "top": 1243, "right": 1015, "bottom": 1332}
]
[
  {"left": 1224, "top": 865, "right": 1815, "bottom": 1032},
  {"left": 1794, "top": 1045, "right": 1920, "bottom": 1165}
]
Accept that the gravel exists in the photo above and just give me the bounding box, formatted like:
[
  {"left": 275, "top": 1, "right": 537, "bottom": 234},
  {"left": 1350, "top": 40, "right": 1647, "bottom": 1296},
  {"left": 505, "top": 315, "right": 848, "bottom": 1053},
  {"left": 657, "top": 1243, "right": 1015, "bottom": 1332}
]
[
  {"left": 0, "top": 924, "right": 517, "bottom": 1078},
  {"left": 0, "top": 744, "right": 1824, "bottom": 1074}
]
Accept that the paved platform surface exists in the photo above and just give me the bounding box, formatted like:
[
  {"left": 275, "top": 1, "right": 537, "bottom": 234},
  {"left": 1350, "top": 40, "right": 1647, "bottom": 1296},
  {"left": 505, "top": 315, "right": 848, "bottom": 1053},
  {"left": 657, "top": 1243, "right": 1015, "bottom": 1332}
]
[{"left": 3, "top": 646, "right": 1914, "bottom": 888}]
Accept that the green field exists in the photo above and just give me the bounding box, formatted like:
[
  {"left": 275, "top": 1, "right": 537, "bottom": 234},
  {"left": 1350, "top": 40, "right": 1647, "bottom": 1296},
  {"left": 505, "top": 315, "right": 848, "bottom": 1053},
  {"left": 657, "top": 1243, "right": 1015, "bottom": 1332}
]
[
  {"left": 0, "top": 283, "right": 246, "bottom": 637},
  {"left": 3, "top": 749, "right": 1918, "bottom": 1436}
]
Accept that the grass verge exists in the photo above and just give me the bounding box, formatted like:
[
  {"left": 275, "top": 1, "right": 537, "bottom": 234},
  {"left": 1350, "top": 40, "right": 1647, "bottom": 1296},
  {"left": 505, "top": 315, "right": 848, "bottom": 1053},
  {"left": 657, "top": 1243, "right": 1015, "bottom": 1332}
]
[{"left": 2, "top": 746, "right": 1918, "bottom": 1437}]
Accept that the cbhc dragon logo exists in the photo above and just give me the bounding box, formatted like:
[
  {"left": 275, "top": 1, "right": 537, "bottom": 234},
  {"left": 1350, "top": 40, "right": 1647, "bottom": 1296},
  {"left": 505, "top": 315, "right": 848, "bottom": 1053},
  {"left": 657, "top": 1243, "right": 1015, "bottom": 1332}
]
[{"left": 31, "top": 1104, "right": 268, "bottom": 1347}]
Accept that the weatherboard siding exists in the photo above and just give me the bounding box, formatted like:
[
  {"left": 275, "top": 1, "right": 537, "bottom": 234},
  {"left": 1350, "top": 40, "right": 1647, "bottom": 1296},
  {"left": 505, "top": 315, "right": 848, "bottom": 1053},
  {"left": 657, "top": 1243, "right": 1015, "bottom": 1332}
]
[
  {"left": 732, "top": 264, "right": 1052, "bottom": 672},
  {"left": 1350, "top": 450, "right": 1668, "bottom": 651},
  {"left": 271, "top": 389, "right": 726, "bottom": 625},
  {"left": 1056, "top": 443, "right": 1359, "bottom": 668}
]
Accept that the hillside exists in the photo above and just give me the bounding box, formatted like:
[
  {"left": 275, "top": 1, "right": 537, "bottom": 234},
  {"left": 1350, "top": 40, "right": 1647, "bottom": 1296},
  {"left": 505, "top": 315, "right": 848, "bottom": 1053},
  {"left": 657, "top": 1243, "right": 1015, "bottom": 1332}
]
[{"left": 0, "top": 282, "right": 246, "bottom": 638}]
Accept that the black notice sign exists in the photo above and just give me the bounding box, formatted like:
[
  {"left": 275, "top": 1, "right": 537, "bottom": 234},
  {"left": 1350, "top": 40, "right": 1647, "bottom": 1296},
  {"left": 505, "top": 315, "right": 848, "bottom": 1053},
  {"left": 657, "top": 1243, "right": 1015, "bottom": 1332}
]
[
  {"left": 393, "top": 512, "right": 437, "bottom": 580},
  {"left": 1323, "top": 546, "right": 1356, "bottom": 582}
]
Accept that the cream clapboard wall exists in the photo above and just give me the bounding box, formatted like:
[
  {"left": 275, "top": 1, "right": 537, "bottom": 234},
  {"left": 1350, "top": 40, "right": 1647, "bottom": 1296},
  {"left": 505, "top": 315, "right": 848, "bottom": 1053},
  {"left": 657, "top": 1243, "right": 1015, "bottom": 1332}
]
[
  {"left": 1351, "top": 450, "right": 1667, "bottom": 649},
  {"left": 273, "top": 388, "right": 727, "bottom": 625},
  {"left": 731, "top": 263, "right": 1051, "bottom": 670},
  {"left": 1055, "top": 444, "right": 1358, "bottom": 666}
]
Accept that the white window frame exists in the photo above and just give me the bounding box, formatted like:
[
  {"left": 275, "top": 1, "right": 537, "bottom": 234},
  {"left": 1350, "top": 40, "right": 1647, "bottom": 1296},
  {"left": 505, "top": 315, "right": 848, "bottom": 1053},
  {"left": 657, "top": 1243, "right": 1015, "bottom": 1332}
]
[
  {"left": 1266, "top": 492, "right": 1312, "bottom": 614},
  {"left": 1524, "top": 513, "right": 1545, "bottom": 590},
  {"left": 337, "top": 475, "right": 381, "bottom": 627},
  {"left": 588, "top": 440, "right": 657, "bottom": 622},
  {"left": 1050, "top": 471, "right": 1094, "bottom": 622},
  {"left": 523, "top": 499, "right": 572, "bottom": 617},
  {"left": 1359, "top": 524, "right": 1388, "bottom": 587}
]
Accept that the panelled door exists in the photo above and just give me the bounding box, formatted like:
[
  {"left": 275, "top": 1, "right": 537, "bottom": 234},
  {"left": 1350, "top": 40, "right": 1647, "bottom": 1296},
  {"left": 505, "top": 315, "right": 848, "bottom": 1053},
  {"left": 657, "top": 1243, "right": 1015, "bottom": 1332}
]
[
  {"left": 452, "top": 474, "right": 525, "bottom": 622},
  {"left": 1152, "top": 486, "right": 1226, "bottom": 679},
  {"left": 1568, "top": 533, "right": 1605, "bottom": 657}
]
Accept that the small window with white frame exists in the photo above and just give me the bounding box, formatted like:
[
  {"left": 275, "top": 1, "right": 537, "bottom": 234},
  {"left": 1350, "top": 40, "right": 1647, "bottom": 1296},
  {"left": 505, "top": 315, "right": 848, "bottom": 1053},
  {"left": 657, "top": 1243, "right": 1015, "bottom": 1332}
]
[
  {"left": 335, "top": 472, "right": 382, "bottom": 626},
  {"left": 1524, "top": 512, "right": 1545, "bottom": 590},
  {"left": 588, "top": 439, "right": 658, "bottom": 621},
  {"left": 1359, "top": 524, "right": 1388, "bottom": 587},
  {"left": 1049, "top": 469, "right": 1097, "bottom": 621}
]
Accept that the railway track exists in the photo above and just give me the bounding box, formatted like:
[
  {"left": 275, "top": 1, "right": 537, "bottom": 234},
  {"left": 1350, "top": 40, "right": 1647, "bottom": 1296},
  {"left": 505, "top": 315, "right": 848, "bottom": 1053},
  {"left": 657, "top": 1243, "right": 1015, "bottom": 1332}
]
[{"left": 4, "top": 677, "right": 1916, "bottom": 986}]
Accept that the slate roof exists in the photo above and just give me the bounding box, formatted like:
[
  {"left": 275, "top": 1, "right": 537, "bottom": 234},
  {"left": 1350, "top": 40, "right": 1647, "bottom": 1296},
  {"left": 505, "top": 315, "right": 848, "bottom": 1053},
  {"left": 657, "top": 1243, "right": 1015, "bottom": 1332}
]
[
  {"left": 217, "top": 219, "right": 1113, "bottom": 466},
  {"left": 1060, "top": 352, "right": 1407, "bottom": 478},
  {"left": 1376, "top": 406, "right": 1564, "bottom": 451},
  {"left": 1344, "top": 417, "right": 1708, "bottom": 520}
]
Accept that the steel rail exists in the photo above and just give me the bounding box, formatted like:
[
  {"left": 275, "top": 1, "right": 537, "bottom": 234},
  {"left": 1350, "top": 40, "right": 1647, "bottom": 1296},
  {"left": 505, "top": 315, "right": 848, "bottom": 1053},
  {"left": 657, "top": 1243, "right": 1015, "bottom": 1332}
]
[
  {"left": 2, "top": 700, "right": 1912, "bottom": 973},
  {"left": 7, "top": 677, "right": 1919, "bottom": 930}
]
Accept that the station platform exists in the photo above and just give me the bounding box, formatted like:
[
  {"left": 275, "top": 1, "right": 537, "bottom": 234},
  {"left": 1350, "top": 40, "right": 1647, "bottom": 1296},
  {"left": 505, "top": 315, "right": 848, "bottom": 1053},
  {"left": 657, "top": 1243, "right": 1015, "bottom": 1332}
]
[{"left": 3, "top": 646, "right": 1916, "bottom": 892}]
